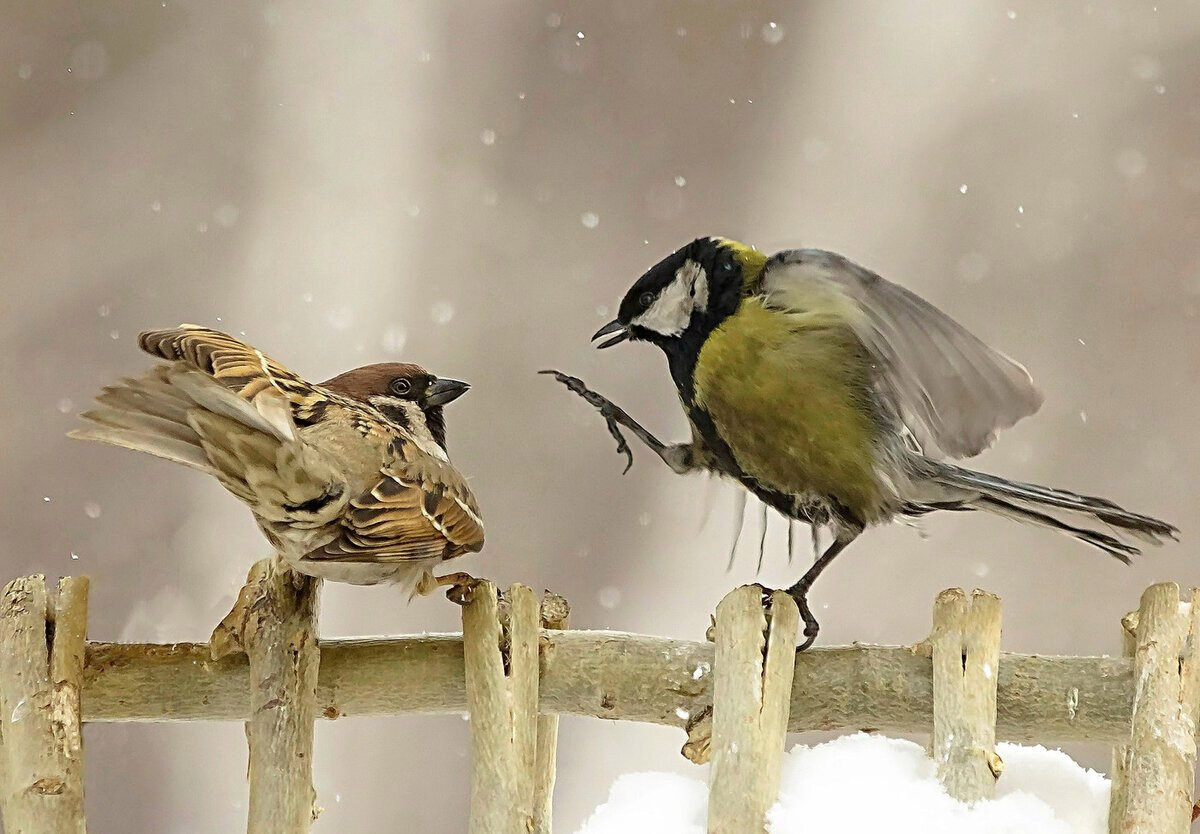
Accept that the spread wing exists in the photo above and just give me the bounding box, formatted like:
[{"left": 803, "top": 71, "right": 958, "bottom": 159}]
[
  {"left": 138, "top": 324, "right": 331, "bottom": 426},
  {"left": 140, "top": 324, "right": 484, "bottom": 562},
  {"left": 313, "top": 439, "right": 485, "bottom": 563},
  {"left": 760, "top": 249, "right": 1043, "bottom": 459}
]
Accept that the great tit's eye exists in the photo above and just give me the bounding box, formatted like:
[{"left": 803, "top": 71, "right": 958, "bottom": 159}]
[
  {"left": 638, "top": 291, "right": 656, "bottom": 309},
  {"left": 389, "top": 378, "right": 412, "bottom": 396},
  {"left": 719, "top": 258, "right": 738, "bottom": 273}
]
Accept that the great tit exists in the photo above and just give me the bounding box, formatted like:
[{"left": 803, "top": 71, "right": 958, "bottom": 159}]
[{"left": 562, "top": 236, "right": 1177, "bottom": 649}]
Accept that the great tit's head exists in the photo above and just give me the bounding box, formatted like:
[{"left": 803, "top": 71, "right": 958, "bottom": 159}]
[
  {"left": 594, "top": 237, "right": 767, "bottom": 349},
  {"left": 322, "top": 363, "right": 469, "bottom": 450}
]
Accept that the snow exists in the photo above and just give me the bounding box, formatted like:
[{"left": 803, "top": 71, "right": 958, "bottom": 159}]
[
  {"left": 574, "top": 733, "right": 1109, "bottom": 834},
  {"left": 597, "top": 586, "right": 622, "bottom": 610},
  {"left": 577, "top": 772, "right": 707, "bottom": 834}
]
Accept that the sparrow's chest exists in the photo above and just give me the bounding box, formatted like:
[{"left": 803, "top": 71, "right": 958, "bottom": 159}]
[{"left": 687, "top": 300, "right": 885, "bottom": 520}]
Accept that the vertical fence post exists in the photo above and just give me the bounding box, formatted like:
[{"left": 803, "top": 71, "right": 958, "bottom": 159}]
[
  {"left": 533, "top": 591, "right": 569, "bottom": 834},
  {"left": 1108, "top": 583, "right": 1200, "bottom": 834},
  {"left": 1107, "top": 610, "right": 1138, "bottom": 832},
  {"left": 0, "top": 575, "right": 89, "bottom": 834},
  {"left": 930, "top": 588, "right": 1003, "bottom": 802},
  {"left": 707, "top": 587, "right": 799, "bottom": 834},
  {"left": 216, "top": 557, "right": 322, "bottom": 834},
  {"left": 462, "top": 582, "right": 539, "bottom": 834}
]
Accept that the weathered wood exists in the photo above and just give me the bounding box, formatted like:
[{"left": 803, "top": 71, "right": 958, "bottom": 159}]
[
  {"left": 48, "top": 577, "right": 89, "bottom": 831},
  {"left": 707, "top": 588, "right": 799, "bottom": 834},
  {"left": 1110, "top": 584, "right": 1200, "bottom": 834},
  {"left": 533, "top": 592, "right": 569, "bottom": 834},
  {"left": 462, "top": 583, "right": 539, "bottom": 834},
  {"left": 80, "top": 634, "right": 1137, "bottom": 740},
  {"left": 232, "top": 558, "right": 322, "bottom": 834},
  {"left": 81, "top": 633, "right": 1135, "bottom": 743},
  {"left": 1107, "top": 611, "right": 1138, "bottom": 833},
  {"left": 0, "top": 575, "right": 89, "bottom": 834},
  {"left": 510, "top": 587, "right": 539, "bottom": 826},
  {"left": 931, "top": 588, "right": 1003, "bottom": 801}
]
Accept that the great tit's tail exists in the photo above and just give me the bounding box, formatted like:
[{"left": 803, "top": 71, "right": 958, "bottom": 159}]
[{"left": 921, "top": 462, "right": 1178, "bottom": 563}]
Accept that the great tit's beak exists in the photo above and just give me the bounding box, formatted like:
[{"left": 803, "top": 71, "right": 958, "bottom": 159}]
[
  {"left": 423, "top": 377, "right": 470, "bottom": 407},
  {"left": 592, "top": 319, "right": 629, "bottom": 349}
]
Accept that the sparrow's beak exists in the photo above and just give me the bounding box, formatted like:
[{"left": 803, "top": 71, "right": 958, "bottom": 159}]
[
  {"left": 592, "top": 319, "right": 629, "bottom": 349},
  {"left": 423, "top": 377, "right": 470, "bottom": 407}
]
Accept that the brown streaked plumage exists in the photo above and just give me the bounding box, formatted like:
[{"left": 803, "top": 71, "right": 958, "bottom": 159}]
[{"left": 71, "top": 324, "right": 483, "bottom": 591}]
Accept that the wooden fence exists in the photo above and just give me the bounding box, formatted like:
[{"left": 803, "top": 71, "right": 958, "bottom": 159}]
[{"left": 0, "top": 563, "right": 1197, "bottom": 833}]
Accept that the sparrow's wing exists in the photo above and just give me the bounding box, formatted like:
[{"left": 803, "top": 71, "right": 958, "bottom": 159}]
[
  {"left": 73, "top": 324, "right": 306, "bottom": 469},
  {"left": 761, "top": 249, "right": 1043, "bottom": 459},
  {"left": 312, "top": 440, "right": 485, "bottom": 563},
  {"left": 138, "top": 324, "right": 330, "bottom": 427},
  {"left": 74, "top": 325, "right": 351, "bottom": 514}
]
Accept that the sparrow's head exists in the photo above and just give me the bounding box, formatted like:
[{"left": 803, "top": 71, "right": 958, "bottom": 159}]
[
  {"left": 321, "top": 363, "right": 469, "bottom": 451},
  {"left": 593, "top": 237, "right": 768, "bottom": 350}
]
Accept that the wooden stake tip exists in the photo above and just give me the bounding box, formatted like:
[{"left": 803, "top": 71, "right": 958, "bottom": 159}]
[{"left": 1138, "top": 581, "right": 1181, "bottom": 612}]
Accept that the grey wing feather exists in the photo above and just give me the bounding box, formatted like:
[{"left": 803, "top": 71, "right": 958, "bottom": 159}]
[{"left": 761, "top": 249, "right": 1043, "bottom": 459}]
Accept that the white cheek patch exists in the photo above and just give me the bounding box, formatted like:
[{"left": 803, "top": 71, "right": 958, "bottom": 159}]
[
  {"left": 692, "top": 271, "right": 708, "bottom": 311},
  {"left": 632, "top": 260, "right": 708, "bottom": 337}
]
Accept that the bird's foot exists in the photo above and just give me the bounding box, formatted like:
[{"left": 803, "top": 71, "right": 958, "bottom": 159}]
[
  {"left": 539, "top": 369, "right": 636, "bottom": 471},
  {"left": 739, "top": 582, "right": 821, "bottom": 651},
  {"left": 540, "top": 369, "right": 690, "bottom": 473},
  {"left": 434, "top": 571, "right": 485, "bottom": 605},
  {"left": 788, "top": 587, "right": 821, "bottom": 652}
]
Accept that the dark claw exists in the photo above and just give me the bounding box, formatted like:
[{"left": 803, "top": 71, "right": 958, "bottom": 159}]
[
  {"left": 794, "top": 594, "right": 821, "bottom": 652},
  {"left": 747, "top": 582, "right": 773, "bottom": 605},
  {"left": 747, "top": 582, "right": 822, "bottom": 651},
  {"left": 611, "top": 426, "right": 634, "bottom": 475},
  {"left": 539, "top": 369, "right": 635, "bottom": 472}
]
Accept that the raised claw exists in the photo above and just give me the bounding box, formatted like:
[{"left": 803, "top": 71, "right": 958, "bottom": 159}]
[{"left": 539, "top": 369, "right": 635, "bottom": 471}]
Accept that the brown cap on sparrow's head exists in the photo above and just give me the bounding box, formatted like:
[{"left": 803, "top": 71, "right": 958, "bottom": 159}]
[{"left": 322, "top": 363, "right": 470, "bottom": 450}]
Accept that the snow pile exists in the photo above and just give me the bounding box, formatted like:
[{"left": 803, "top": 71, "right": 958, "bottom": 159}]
[
  {"left": 575, "top": 772, "right": 708, "bottom": 834},
  {"left": 575, "top": 733, "right": 1109, "bottom": 834}
]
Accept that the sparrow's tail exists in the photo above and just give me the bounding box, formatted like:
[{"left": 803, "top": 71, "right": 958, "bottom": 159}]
[
  {"left": 70, "top": 365, "right": 343, "bottom": 525},
  {"left": 926, "top": 462, "right": 1178, "bottom": 563},
  {"left": 68, "top": 364, "right": 215, "bottom": 474}
]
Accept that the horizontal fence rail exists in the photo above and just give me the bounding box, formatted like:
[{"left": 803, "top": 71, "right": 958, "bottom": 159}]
[{"left": 83, "top": 630, "right": 1134, "bottom": 743}]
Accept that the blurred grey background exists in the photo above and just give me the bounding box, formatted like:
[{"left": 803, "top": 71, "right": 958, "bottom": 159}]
[{"left": 2, "top": 1, "right": 1197, "bottom": 831}]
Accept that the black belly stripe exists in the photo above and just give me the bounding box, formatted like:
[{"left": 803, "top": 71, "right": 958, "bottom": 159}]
[
  {"left": 687, "top": 404, "right": 799, "bottom": 517},
  {"left": 687, "top": 401, "right": 862, "bottom": 530}
]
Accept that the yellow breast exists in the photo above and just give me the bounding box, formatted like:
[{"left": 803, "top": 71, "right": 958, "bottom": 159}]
[{"left": 691, "top": 299, "right": 884, "bottom": 520}]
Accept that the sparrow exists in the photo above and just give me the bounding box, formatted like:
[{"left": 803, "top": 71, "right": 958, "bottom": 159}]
[
  {"left": 548, "top": 236, "right": 1177, "bottom": 648},
  {"left": 70, "top": 324, "right": 484, "bottom": 593}
]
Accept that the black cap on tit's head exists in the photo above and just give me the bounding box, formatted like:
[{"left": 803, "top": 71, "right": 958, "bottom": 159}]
[{"left": 592, "top": 237, "right": 768, "bottom": 350}]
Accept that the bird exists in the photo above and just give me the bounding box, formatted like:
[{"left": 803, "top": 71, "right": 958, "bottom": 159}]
[
  {"left": 70, "top": 324, "right": 484, "bottom": 594},
  {"left": 550, "top": 236, "right": 1178, "bottom": 649}
]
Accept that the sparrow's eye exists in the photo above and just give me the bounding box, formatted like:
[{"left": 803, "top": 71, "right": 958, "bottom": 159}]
[
  {"left": 638, "top": 291, "right": 656, "bottom": 309},
  {"left": 389, "top": 378, "right": 412, "bottom": 396}
]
